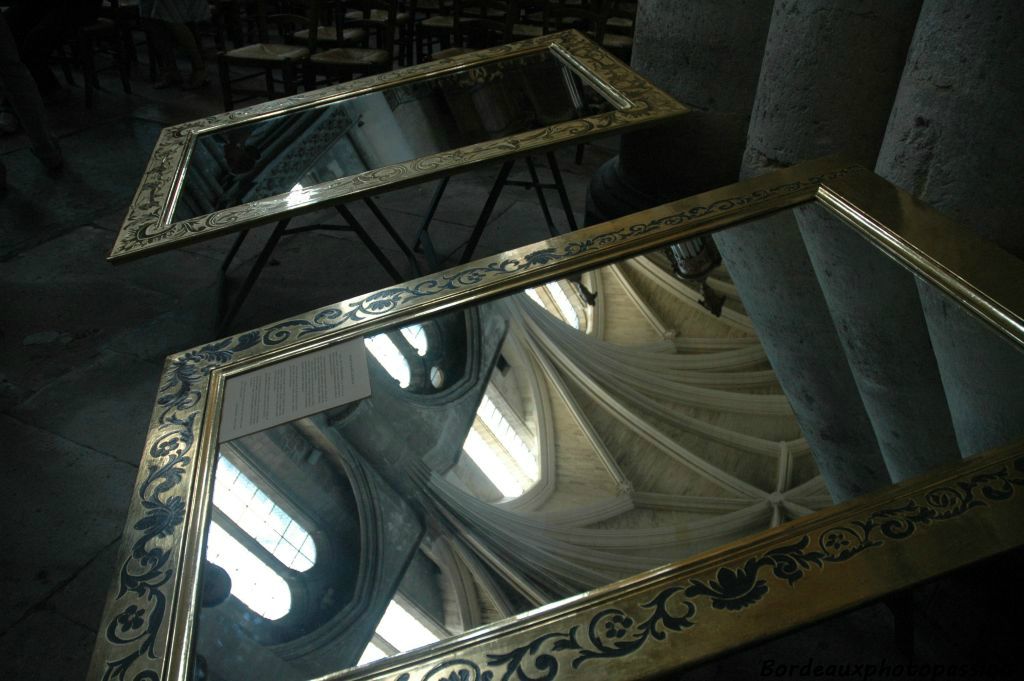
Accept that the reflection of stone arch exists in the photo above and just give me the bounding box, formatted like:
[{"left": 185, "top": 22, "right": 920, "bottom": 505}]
[
  {"left": 211, "top": 428, "right": 360, "bottom": 646},
  {"left": 272, "top": 425, "right": 423, "bottom": 670},
  {"left": 336, "top": 305, "right": 509, "bottom": 477}
]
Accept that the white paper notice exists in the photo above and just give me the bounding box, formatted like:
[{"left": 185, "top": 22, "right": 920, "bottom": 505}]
[{"left": 219, "top": 339, "right": 371, "bottom": 442}]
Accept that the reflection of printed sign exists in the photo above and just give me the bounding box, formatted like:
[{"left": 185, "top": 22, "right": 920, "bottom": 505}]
[{"left": 219, "top": 339, "right": 371, "bottom": 442}]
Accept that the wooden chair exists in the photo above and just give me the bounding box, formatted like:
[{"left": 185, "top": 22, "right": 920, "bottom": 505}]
[
  {"left": 75, "top": 0, "right": 134, "bottom": 108},
  {"left": 289, "top": 0, "right": 368, "bottom": 48},
  {"left": 414, "top": 0, "right": 461, "bottom": 63},
  {"left": 305, "top": 1, "right": 398, "bottom": 85},
  {"left": 427, "top": 0, "right": 516, "bottom": 61},
  {"left": 341, "top": 0, "right": 415, "bottom": 65},
  {"left": 217, "top": 0, "right": 316, "bottom": 111},
  {"left": 542, "top": 0, "right": 631, "bottom": 60},
  {"left": 414, "top": 1, "right": 581, "bottom": 266}
]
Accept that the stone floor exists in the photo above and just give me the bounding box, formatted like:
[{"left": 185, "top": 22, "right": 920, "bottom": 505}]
[{"left": 0, "top": 48, "right": 616, "bottom": 679}]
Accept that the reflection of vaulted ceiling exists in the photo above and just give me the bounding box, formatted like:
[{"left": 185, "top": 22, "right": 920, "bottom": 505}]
[
  {"left": 219, "top": 253, "right": 829, "bottom": 658},
  {"left": 423, "top": 253, "right": 828, "bottom": 633}
]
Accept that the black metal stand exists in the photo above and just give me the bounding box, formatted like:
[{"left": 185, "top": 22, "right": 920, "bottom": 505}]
[
  {"left": 413, "top": 153, "right": 580, "bottom": 267},
  {"left": 217, "top": 197, "right": 418, "bottom": 333}
]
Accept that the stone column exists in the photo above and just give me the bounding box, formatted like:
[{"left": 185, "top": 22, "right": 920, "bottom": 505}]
[
  {"left": 714, "top": 0, "right": 926, "bottom": 499},
  {"left": 876, "top": 0, "right": 1024, "bottom": 456},
  {"left": 774, "top": 0, "right": 960, "bottom": 483},
  {"left": 586, "top": 0, "right": 774, "bottom": 222}
]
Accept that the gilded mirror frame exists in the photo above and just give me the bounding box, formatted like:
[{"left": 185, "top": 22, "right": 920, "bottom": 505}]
[
  {"left": 89, "top": 158, "right": 1024, "bottom": 681},
  {"left": 108, "top": 30, "right": 687, "bottom": 262}
]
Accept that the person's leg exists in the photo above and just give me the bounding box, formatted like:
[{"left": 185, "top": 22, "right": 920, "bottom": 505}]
[
  {"left": 167, "top": 22, "right": 207, "bottom": 89},
  {"left": 11, "top": 5, "right": 63, "bottom": 97},
  {"left": 0, "top": 12, "right": 61, "bottom": 169},
  {"left": 146, "top": 18, "right": 182, "bottom": 87}
]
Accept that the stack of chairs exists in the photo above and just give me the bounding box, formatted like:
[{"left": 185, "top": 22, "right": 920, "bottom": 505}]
[{"left": 216, "top": 0, "right": 406, "bottom": 110}]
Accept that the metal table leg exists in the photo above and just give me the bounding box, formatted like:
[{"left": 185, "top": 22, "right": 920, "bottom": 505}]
[
  {"left": 460, "top": 160, "right": 515, "bottom": 264},
  {"left": 218, "top": 218, "right": 289, "bottom": 333},
  {"left": 363, "top": 197, "right": 422, "bottom": 276},
  {"left": 414, "top": 176, "right": 450, "bottom": 269},
  {"left": 547, "top": 152, "right": 578, "bottom": 231},
  {"left": 335, "top": 204, "right": 405, "bottom": 283}
]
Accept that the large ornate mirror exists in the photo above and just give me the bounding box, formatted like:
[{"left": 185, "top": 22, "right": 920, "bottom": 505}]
[
  {"left": 108, "top": 30, "right": 685, "bottom": 262},
  {"left": 89, "top": 159, "right": 1024, "bottom": 681}
]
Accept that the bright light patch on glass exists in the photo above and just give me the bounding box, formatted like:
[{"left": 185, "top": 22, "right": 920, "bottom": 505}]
[
  {"left": 546, "top": 282, "right": 580, "bottom": 329},
  {"left": 401, "top": 324, "right": 429, "bottom": 356},
  {"left": 206, "top": 522, "right": 292, "bottom": 620},
  {"left": 364, "top": 333, "right": 411, "bottom": 388},
  {"left": 213, "top": 457, "right": 316, "bottom": 571},
  {"left": 477, "top": 395, "right": 536, "bottom": 477},
  {"left": 463, "top": 427, "right": 525, "bottom": 498},
  {"left": 524, "top": 287, "right": 545, "bottom": 308},
  {"left": 358, "top": 642, "right": 388, "bottom": 666},
  {"left": 285, "top": 183, "right": 309, "bottom": 208},
  {"left": 524, "top": 284, "right": 579, "bottom": 329},
  {"left": 375, "top": 601, "right": 440, "bottom": 653}
]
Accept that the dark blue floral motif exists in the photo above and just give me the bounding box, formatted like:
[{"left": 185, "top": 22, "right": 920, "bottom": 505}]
[
  {"left": 762, "top": 537, "right": 826, "bottom": 584},
  {"left": 685, "top": 559, "right": 767, "bottom": 611},
  {"left": 824, "top": 531, "right": 850, "bottom": 550},
  {"left": 116, "top": 605, "right": 146, "bottom": 633},
  {"left": 485, "top": 588, "right": 696, "bottom": 679},
  {"left": 477, "top": 458, "right": 1023, "bottom": 680},
  {"left": 258, "top": 171, "right": 852, "bottom": 350},
  {"left": 683, "top": 461, "right": 1024, "bottom": 615},
  {"left": 133, "top": 497, "right": 185, "bottom": 538},
  {"left": 522, "top": 248, "right": 560, "bottom": 266},
  {"left": 603, "top": 614, "right": 633, "bottom": 639},
  {"left": 487, "top": 628, "right": 581, "bottom": 681},
  {"left": 103, "top": 329, "right": 261, "bottom": 680}
]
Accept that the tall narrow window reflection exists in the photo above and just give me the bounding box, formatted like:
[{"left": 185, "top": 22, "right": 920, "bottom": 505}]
[
  {"left": 205, "top": 522, "right": 292, "bottom": 620},
  {"left": 358, "top": 600, "right": 441, "bottom": 666},
  {"left": 525, "top": 282, "right": 582, "bottom": 329},
  {"left": 462, "top": 393, "right": 538, "bottom": 499},
  {"left": 364, "top": 333, "right": 412, "bottom": 388},
  {"left": 213, "top": 456, "right": 316, "bottom": 572}
]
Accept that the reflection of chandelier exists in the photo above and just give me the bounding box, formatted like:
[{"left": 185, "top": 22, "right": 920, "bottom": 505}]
[{"left": 665, "top": 236, "right": 725, "bottom": 317}]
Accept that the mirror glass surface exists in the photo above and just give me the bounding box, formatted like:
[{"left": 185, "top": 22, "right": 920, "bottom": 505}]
[
  {"left": 194, "top": 213, "right": 1024, "bottom": 681},
  {"left": 173, "top": 49, "right": 618, "bottom": 222},
  {"left": 195, "top": 241, "right": 823, "bottom": 681}
]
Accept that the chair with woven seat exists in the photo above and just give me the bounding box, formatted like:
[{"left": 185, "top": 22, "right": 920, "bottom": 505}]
[
  {"left": 414, "top": 0, "right": 464, "bottom": 63},
  {"left": 508, "top": 0, "right": 547, "bottom": 38},
  {"left": 288, "top": 0, "right": 367, "bottom": 48},
  {"left": 341, "top": 0, "right": 414, "bottom": 65},
  {"left": 304, "top": 1, "right": 398, "bottom": 85},
  {"left": 414, "top": 0, "right": 581, "bottom": 267},
  {"left": 426, "top": 0, "right": 516, "bottom": 62},
  {"left": 75, "top": 0, "right": 134, "bottom": 108},
  {"left": 543, "top": 0, "right": 631, "bottom": 60},
  {"left": 217, "top": 0, "right": 317, "bottom": 111}
]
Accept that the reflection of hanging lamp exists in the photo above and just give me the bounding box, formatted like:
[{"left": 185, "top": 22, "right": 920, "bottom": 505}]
[
  {"left": 567, "top": 273, "right": 598, "bottom": 306},
  {"left": 665, "top": 236, "right": 725, "bottom": 317}
]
